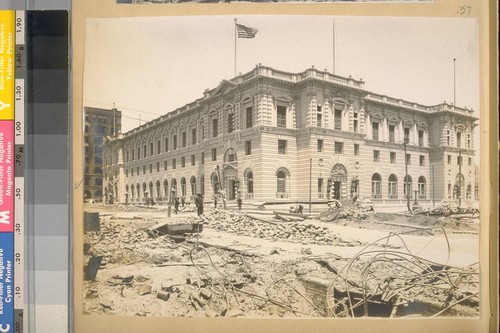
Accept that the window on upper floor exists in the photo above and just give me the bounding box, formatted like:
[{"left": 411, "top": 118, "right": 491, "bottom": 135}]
[
  {"left": 228, "top": 113, "right": 234, "bottom": 133},
  {"left": 212, "top": 118, "right": 218, "bottom": 137},
  {"left": 182, "top": 131, "right": 187, "bottom": 147},
  {"left": 246, "top": 107, "right": 253, "bottom": 129},
  {"left": 353, "top": 111, "right": 359, "bottom": 133},
  {"left": 334, "top": 108, "right": 342, "bottom": 130},
  {"left": 317, "top": 139, "right": 324, "bottom": 152},
  {"left": 373, "top": 150, "right": 380, "bottom": 162},
  {"left": 404, "top": 127, "right": 410, "bottom": 142},
  {"left": 419, "top": 155, "right": 425, "bottom": 166},
  {"left": 335, "top": 142, "right": 344, "bottom": 154},
  {"left": 418, "top": 130, "right": 424, "bottom": 147},
  {"left": 372, "top": 122, "right": 379, "bottom": 141},
  {"left": 277, "top": 105, "right": 286, "bottom": 128},
  {"left": 211, "top": 148, "right": 217, "bottom": 161},
  {"left": 456, "top": 132, "right": 462, "bottom": 148},
  {"left": 164, "top": 138, "right": 169, "bottom": 152},
  {"left": 173, "top": 135, "right": 177, "bottom": 150},
  {"left": 390, "top": 152, "right": 396, "bottom": 164},
  {"left": 278, "top": 140, "right": 287, "bottom": 154},
  {"left": 354, "top": 144, "right": 360, "bottom": 156},
  {"left": 191, "top": 128, "right": 197, "bottom": 145},
  {"left": 316, "top": 105, "right": 322, "bottom": 127},
  {"left": 245, "top": 141, "right": 252, "bottom": 155},
  {"left": 389, "top": 125, "right": 395, "bottom": 143}
]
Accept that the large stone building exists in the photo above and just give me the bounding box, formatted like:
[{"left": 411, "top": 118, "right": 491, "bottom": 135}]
[
  {"left": 84, "top": 106, "right": 122, "bottom": 201},
  {"left": 101, "top": 65, "right": 478, "bottom": 208}
]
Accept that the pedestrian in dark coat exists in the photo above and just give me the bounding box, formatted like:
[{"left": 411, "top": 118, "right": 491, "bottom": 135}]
[
  {"left": 174, "top": 197, "right": 180, "bottom": 214},
  {"left": 237, "top": 198, "right": 242, "bottom": 211},
  {"left": 195, "top": 193, "right": 204, "bottom": 216}
]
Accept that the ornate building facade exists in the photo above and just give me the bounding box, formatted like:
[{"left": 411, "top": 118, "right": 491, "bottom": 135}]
[{"left": 101, "top": 65, "right": 478, "bottom": 208}]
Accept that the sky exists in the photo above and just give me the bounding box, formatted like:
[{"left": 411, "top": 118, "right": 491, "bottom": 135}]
[{"left": 83, "top": 15, "right": 480, "bottom": 134}]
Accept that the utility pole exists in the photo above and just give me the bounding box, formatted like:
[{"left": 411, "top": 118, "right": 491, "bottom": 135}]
[
  {"left": 403, "top": 137, "right": 412, "bottom": 214},
  {"left": 458, "top": 150, "right": 462, "bottom": 207}
]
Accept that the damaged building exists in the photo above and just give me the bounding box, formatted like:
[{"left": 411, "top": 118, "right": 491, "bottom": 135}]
[{"left": 100, "top": 65, "right": 478, "bottom": 208}]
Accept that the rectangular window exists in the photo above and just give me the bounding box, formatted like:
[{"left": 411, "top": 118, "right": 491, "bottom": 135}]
[
  {"left": 406, "top": 154, "right": 411, "bottom": 165},
  {"left": 165, "top": 138, "right": 169, "bottom": 152},
  {"left": 277, "top": 105, "right": 287, "bottom": 128},
  {"left": 137, "top": 147, "right": 140, "bottom": 160},
  {"left": 149, "top": 164, "right": 152, "bottom": 173},
  {"left": 143, "top": 145, "right": 147, "bottom": 158},
  {"left": 418, "top": 130, "right": 424, "bottom": 147},
  {"left": 447, "top": 155, "right": 452, "bottom": 164},
  {"left": 390, "top": 152, "right": 396, "bottom": 164},
  {"left": 334, "top": 109, "right": 342, "bottom": 130},
  {"left": 419, "top": 155, "right": 425, "bottom": 166},
  {"left": 143, "top": 165, "right": 146, "bottom": 174},
  {"left": 372, "top": 122, "right": 379, "bottom": 141},
  {"left": 172, "top": 159, "right": 176, "bottom": 169},
  {"left": 456, "top": 132, "right": 462, "bottom": 147},
  {"left": 468, "top": 157, "right": 472, "bottom": 166},
  {"left": 316, "top": 113, "right": 322, "bottom": 128},
  {"left": 211, "top": 148, "right": 217, "bottom": 161},
  {"left": 131, "top": 149, "right": 135, "bottom": 161},
  {"left": 156, "top": 162, "right": 160, "bottom": 172},
  {"left": 317, "top": 139, "right": 324, "bottom": 152},
  {"left": 173, "top": 135, "right": 177, "bottom": 150},
  {"left": 126, "top": 151, "right": 129, "bottom": 162},
  {"left": 182, "top": 132, "right": 187, "bottom": 147},
  {"left": 318, "top": 178, "right": 324, "bottom": 195},
  {"left": 335, "top": 142, "right": 344, "bottom": 154},
  {"left": 191, "top": 154, "right": 195, "bottom": 166},
  {"left": 353, "top": 119, "right": 358, "bottom": 133},
  {"left": 245, "top": 140, "right": 252, "bottom": 155},
  {"left": 150, "top": 142, "right": 154, "bottom": 156},
  {"left": 278, "top": 140, "right": 287, "bottom": 154},
  {"left": 354, "top": 144, "right": 360, "bottom": 156},
  {"left": 137, "top": 167, "right": 139, "bottom": 175},
  {"left": 404, "top": 128, "right": 410, "bottom": 142},
  {"left": 457, "top": 156, "right": 462, "bottom": 165},
  {"left": 228, "top": 113, "right": 234, "bottom": 133},
  {"left": 373, "top": 150, "right": 380, "bottom": 162},
  {"left": 201, "top": 152, "right": 205, "bottom": 164},
  {"left": 125, "top": 169, "right": 128, "bottom": 177},
  {"left": 212, "top": 119, "right": 218, "bottom": 137},
  {"left": 131, "top": 168, "right": 134, "bottom": 176},
  {"left": 246, "top": 106, "right": 253, "bottom": 128},
  {"left": 201, "top": 125, "right": 206, "bottom": 140},
  {"left": 389, "top": 125, "right": 395, "bottom": 143},
  {"left": 157, "top": 140, "right": 161, "bottom": 154},
  {"left": 191, "top": 128, "right": 197, "bottom": 145},
  {"left": 164, "top": 160, "right": 168, "bottom": 170},
  {"left": 181, "top": 157, "right": 185, "bottom": 167}
]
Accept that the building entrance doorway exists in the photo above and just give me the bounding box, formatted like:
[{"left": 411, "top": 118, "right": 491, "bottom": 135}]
[{"left": 329, "top": 163, "right": 347, "bottom": 200}]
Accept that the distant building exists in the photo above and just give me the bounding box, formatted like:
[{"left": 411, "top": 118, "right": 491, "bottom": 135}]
[
  {"left": 84, "top": 106, "right": 122, "bottom": 201},
  {"left": 102, "top": 65, "right": 478, "bottom": 208}
]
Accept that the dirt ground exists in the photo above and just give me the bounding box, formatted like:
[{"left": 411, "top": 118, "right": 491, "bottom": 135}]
[{"left": 82, "top": 203, "right": 480, "bottom": 318}]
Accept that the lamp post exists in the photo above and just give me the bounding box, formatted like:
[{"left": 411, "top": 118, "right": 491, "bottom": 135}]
[
  {"left": 458, "top": 149, "right": 462, "bottom": 207},
  {"left": 403, "top": 137, "right": 412, "bottom": 214}
]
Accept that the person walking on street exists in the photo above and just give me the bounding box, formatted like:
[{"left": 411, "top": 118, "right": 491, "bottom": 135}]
[
  {"left": 195, "top": 193, "right": 204, "bottom": 216},
  {"left": 214, "top": 197, "right": 218, "bottom": 208},
  {"left": 237, "top": 197, "right": 242, "bottom": 211},
  {"left": 174, "top": 197, "right": 180, "bottom": 214},
  {"left": 181, "top": 196, "right": 185, "bottom": 207}
]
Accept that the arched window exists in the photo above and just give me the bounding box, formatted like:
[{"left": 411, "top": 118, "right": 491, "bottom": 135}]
[
  {"left": 200, "top": 175, "right": 205, "bottom": 195},
  {"left": 404, "top": 175, "right": 413, "bottom": 199},
  {"left": 371, "top": 173, "right": 382, "bottom": 199},
  {"left": 163, "top": 179, "right": 168, "bottom": 197},
  {"left": 180, "top": 177, "right": 187, "bottom": 197},
  {"left": 171, "top": 178, "right": 177, "bottom": 202},
  {"left": 388, "top": 174, "right": 398, "bottom": 199},
  {"left": 190, "top": 176, "right": 197, "bottom": 196},
  {"left": 149, "top": 182, "right": 154, "bottom": 198},
  {"left": 418, "top": 176, "right": 426, "bottom": 199},
  {"left": 276, "top": 168, "right": 290, "bottom": 198},
  {"left": 136, "top": 183, "right": 141, "bottom": 199},
  {"left": 211, "top": 172, "right": 219, "bottom": 194},
  {"left": 247, "top": 172, "right": 254, "bottom": 194},
  {"left": 156, "top": 181, "right": 161, "bottom": 198}
]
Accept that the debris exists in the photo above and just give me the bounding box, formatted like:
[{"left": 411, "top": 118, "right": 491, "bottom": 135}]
[
  {"left": 157, "top": 291, "right": 171, "bottom": 302},
  {"left": 149, "top": 222, "right": 203, "bottom": 236},
  {"left": 136, "top": 284, "right": 152, "bottom": 296},
  {"left": 84, "top": 256, "right": 103, "bottom": 281}
]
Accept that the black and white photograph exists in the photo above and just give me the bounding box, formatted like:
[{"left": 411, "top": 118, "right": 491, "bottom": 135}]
[{"left": 81, "top": 15, "right": 481, "bottom": 319}]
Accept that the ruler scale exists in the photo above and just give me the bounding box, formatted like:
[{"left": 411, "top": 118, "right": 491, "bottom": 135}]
[
  {"left": 14, "top": 10, "right": 25, "bottom": 333},
  {"left": 0, "top": 10, "right": 16, "bottom": 333}
]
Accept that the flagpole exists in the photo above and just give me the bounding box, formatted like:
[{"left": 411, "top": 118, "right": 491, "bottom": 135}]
[
  {"left": 332, "top": 19, "right": 336, "bottom": 74},
  {"left": 453, "top": 58, "right": 456, "bottom": 106},
  {"left": 234, "top": 18, "right": 237, "bottom": 77}
]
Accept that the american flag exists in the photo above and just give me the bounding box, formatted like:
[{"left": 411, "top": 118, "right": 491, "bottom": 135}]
[{"left": 236, "top": 23, "right": 258, "bottom": 39}]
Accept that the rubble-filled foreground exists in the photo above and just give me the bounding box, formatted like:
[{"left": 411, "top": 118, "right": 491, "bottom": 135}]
[{"left": 83, "top": 209, "right": 479, "bottom": 318}]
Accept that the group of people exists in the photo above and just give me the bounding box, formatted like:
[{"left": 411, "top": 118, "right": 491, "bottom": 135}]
[{"left": 173, "top": 194, "right": 205, "bottom": 217}]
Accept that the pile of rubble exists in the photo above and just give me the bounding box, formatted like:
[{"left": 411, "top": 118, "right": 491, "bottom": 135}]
[
  {"left": 196, "top": 209, "right": 340, "bottom": 246},
  {"left": 414, "top": 204, "right": 479, "bottom": 216},
  {"left": 320, "top": 206, "right": 371, "bottom": 222}
]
